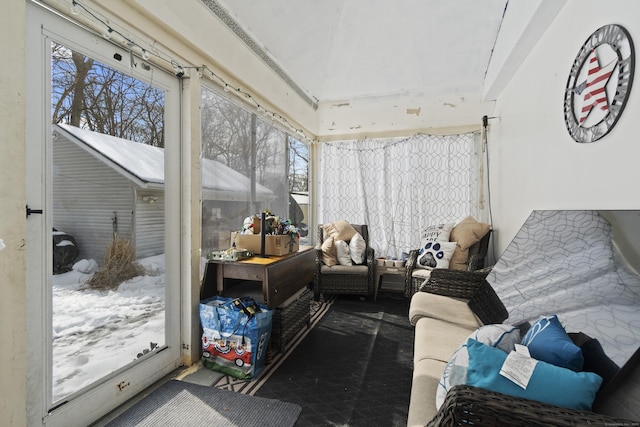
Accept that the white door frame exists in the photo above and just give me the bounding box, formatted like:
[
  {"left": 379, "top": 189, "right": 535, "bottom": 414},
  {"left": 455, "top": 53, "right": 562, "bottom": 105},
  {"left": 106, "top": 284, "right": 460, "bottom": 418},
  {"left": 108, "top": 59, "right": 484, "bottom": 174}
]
[{"left": 26, "top": 3, "right": 183, "bottom": 426}]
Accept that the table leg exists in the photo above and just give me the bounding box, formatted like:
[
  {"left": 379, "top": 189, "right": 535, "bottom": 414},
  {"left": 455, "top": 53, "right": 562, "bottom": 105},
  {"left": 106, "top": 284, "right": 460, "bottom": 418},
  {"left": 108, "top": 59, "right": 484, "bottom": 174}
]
[
  {"left": 216, "top": 264, "right": 224, "bottom": 295},
  {"left": 374, "top": 271, "right": 382, "bottom": 302}
]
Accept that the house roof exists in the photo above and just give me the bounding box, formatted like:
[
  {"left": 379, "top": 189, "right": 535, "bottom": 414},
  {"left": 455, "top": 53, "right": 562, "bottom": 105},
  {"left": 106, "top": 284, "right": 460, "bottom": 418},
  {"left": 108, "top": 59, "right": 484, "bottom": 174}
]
[{"left": 54, "top": 123, "right": 275, "bottom": 201}]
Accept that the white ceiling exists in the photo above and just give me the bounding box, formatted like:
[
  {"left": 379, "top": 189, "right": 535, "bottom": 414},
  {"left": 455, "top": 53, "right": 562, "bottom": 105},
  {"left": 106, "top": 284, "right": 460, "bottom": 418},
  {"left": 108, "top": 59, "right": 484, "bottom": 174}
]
[{"left": 211, "top": 0, "right": 509, "bottom": 136}]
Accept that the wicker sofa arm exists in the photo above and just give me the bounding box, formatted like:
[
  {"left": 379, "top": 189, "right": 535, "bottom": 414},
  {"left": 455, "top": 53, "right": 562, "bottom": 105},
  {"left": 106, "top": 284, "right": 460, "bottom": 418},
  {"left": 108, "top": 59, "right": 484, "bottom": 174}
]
[
  {"left": 419, "top": 268, "right": 507, "bottom": 324},
  {"left": 428, "top": 385, "right": 638, "bottom": 427},
  {"left": 420, "top": 268, "right": 491, "bottom": 300}
]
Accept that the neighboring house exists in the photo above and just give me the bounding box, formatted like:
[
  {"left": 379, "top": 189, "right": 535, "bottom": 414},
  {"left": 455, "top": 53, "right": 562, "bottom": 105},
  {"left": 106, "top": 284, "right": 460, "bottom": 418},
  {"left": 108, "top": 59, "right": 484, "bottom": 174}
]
[{"left": 53, "top": 124, "right": 275, "bottom": 263}]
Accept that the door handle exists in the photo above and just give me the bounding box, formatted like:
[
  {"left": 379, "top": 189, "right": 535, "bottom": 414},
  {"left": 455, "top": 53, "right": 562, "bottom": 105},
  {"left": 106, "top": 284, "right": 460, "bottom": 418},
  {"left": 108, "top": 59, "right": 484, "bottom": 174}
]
[{"left": 26, "top": 205, "right": 43, "bottom": 218}]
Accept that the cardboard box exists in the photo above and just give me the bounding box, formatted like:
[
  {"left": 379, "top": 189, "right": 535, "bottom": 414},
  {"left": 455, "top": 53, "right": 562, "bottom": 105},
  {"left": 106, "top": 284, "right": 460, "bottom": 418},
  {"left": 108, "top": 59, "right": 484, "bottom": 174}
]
[
  {"left": 250, "top": 215, "right": 277, "bottom": 234},
  {"left": 231, "top": 232, "right": 299, "bottom": 256}
]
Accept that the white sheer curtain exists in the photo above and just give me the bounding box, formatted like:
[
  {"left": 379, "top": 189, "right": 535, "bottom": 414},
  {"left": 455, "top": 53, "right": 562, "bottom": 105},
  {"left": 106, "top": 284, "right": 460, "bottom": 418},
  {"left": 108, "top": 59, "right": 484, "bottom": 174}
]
[{"left": 318, "top": 132, "right": 483, "bottom": 259}]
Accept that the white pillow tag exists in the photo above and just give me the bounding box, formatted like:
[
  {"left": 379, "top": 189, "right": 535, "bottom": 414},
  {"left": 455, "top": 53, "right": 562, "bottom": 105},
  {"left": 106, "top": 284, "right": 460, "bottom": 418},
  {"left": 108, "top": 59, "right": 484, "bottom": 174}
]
[
  {"left": 500, "top": 349, "right": 537, "bottom": 390},
  {"left": 514, "top": 343, "right": 531, "bottom": 357}
]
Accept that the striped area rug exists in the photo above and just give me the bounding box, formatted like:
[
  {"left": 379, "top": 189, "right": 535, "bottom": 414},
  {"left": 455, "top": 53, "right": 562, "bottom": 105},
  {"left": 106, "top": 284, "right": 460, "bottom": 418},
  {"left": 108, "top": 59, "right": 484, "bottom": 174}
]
[{"left": 213, "top": 295, "right": 335, "bottom": 395}]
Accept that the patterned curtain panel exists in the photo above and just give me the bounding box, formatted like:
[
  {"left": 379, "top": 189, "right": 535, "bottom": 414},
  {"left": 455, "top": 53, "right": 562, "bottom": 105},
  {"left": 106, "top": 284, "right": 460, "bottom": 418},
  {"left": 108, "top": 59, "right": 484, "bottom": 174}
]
[{"left": 318, "top": 132, "right": 482, "bottom": 259}]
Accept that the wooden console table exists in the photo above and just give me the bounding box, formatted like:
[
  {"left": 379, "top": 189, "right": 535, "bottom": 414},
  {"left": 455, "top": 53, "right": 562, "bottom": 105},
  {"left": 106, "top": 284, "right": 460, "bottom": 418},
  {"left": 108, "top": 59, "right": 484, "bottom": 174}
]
[{"left": 200, "top": 246, "right": 315, "bottom": 309}]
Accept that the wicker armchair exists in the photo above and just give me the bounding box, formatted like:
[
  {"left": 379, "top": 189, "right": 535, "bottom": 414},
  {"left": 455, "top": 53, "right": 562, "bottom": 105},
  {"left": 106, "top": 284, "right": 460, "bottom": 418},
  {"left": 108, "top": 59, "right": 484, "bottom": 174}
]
[
  {"left": 419, "top": 268, "right": 640, "bottom": 426},
  {"left": 313, "top": 224, "right": 375, "bottom": 300},
  {"left": 404, "top": 230, "right": 492, "bottom": 298}
]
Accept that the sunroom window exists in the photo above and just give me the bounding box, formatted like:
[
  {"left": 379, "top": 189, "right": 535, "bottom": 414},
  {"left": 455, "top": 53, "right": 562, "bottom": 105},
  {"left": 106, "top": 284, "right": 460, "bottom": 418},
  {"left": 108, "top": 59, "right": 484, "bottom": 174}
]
[{"left": 200, "top": 86, "right": 310, "bottom": 256}]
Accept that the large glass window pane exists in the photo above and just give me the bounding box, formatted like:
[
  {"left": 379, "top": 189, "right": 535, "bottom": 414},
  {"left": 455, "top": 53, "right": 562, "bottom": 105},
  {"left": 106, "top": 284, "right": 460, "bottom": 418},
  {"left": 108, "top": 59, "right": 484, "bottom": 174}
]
[
  {"left": 288, "top": 136, "right": 310, "bottom": 244},
  {"left": 50, "top": 41, "right": 166, "bottom": 403},
  {"left": 200, "top": 87, "right": 296, "bottom": 253}
]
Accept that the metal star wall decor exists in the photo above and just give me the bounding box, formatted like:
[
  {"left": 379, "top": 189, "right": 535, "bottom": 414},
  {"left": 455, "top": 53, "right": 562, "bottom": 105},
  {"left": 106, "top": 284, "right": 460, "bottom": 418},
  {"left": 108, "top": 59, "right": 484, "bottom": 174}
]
[{"left": 564, "top": 24, "right": 635, "bottom": 143}]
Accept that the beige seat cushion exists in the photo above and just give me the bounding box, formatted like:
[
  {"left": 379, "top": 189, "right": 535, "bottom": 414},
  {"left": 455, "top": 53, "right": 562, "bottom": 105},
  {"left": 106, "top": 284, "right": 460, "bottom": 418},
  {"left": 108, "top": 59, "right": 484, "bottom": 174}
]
[
  {"left": 407, "top": 358, "right": 446, "bottom": 427},
  {"left": 319, "top": 264, "right": 368, "bottom": 274},
  {"left": 409, "top": 291, "right": 482, "bottom": 329},
  {"left": 411, "top": 268, "right": 432, "bottom": 280},
  {"left": 413, "top": 317, "right": 475, "bottom": 365}
]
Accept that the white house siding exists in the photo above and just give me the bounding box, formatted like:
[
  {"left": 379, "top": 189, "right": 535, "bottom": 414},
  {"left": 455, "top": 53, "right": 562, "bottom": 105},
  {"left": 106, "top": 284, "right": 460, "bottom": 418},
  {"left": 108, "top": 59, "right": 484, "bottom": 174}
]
[
  {"left": 53, "top": 136, "right": 135, "bottom": 264},
  {"left": 134, "top": 189, "right": 165, "bottom": 258}
]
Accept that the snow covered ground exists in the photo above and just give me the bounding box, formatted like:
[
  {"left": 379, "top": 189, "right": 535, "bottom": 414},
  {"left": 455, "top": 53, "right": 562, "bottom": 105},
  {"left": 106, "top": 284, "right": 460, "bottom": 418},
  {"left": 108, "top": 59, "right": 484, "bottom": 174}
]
[{"left": 51, "top": 255, "right": 165, "bottom": 402}]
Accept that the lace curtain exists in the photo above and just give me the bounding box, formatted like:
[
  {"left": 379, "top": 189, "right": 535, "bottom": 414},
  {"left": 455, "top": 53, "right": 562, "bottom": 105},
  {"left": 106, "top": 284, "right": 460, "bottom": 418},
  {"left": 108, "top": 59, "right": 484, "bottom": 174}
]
[{"left": 317, "top": 132, "right": 485, "bottom": 259}]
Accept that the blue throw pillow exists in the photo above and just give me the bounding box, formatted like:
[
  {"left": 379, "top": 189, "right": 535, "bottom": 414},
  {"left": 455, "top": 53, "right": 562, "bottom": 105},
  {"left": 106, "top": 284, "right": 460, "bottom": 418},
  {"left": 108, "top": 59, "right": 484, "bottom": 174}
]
[
  {"left": 466, "top": 338, "right": 602, "bottom": 411},
  {"left": 521, "top": 315, "right": 584, "bottom": 371}
]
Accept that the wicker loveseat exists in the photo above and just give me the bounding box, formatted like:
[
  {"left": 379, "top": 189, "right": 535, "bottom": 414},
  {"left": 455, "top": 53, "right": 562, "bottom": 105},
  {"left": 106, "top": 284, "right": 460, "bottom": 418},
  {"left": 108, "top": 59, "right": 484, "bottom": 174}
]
[
  {"left": 408, "top": 268, "right": 640, "bottom": 426},
  {"left": 314, "top": 223, "right": 375, "bottom": 300}
]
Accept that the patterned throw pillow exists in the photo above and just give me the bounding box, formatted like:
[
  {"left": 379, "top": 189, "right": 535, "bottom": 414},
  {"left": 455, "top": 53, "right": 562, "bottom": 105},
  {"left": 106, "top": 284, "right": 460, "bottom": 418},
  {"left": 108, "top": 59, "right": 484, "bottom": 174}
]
[
  {"left": 416, "top": 241, "right": 457, "bottom": 269},
  {"left": 436, "top": 324, "right": 521, "bottom": 409},
  {"left": 522, "top": 315, "right": 584, "bottom": 371},
  {"left": 421, "top": 222, "right": 455, "bottom": 243}
]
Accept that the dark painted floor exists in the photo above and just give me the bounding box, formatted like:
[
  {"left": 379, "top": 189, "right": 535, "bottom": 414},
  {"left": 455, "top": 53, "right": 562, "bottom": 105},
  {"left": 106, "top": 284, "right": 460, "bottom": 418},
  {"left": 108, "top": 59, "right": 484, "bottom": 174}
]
[{"left": 254, "top": 292, "right": 414, "bottom": 426}]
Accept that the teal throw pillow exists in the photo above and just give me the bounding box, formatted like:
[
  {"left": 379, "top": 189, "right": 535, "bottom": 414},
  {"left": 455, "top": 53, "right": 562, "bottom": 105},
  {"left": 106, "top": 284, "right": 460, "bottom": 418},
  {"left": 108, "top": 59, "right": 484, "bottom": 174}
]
[
  {"left": 436, "top": 324, "right": 521, "bottom": 409},
  {"left": 521, "top": 314, "right": 584, "bottom": 371},
  {"left": 466, "top": 338, "right": 602, "bottom": 411}
]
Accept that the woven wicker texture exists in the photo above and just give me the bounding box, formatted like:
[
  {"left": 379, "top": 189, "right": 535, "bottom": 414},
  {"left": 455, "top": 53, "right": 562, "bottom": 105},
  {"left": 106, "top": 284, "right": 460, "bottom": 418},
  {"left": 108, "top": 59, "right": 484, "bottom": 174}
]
[
  {"left": 271, "top": 289, "right": 311, "bottom": 353},
  {"left": 416, "top": 268, "right": 507, "bottom": 325},
  {"left": 314, "top": 224, "right": 375, "bottom": 299},
  {"left": 428, "top": 385, "right": 637, "bottom": 427}
]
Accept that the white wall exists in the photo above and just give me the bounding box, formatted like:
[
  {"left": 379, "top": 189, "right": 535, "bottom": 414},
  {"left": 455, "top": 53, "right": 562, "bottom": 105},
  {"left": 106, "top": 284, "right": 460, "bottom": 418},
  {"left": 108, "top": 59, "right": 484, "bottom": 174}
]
[
  {"left": 489, "top": 0, "right": 640, "bottom": 254},
  {"left": 0, "top": 0, "right": 27, "bottom": 425}
]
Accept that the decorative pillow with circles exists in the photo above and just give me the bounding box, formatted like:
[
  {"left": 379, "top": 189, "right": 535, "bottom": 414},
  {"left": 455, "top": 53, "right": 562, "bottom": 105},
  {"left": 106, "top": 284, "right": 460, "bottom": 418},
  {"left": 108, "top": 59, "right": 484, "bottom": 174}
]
[
  {"left": 436, "top": 324, "right": 521, "bottom": 409},
  {"left": 416, "top": 241, "right": 457, "bottom": 269}
]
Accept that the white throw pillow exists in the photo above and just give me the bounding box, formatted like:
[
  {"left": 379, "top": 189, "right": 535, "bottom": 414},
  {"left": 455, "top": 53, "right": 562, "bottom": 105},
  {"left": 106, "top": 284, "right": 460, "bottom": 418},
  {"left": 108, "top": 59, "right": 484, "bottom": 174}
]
[
  {"left": 416, "top": 241, "right": 457, "bottom": 269},
  {"left": 435, "top": 324, "right": 521, "bottom": 409},
  {"left": 349, "top": 232, "right": 366, "bottom": 264},
  {"left": 421, "top": 222, "right": 455, "bottom": 243},
  {"left": 335, "top": 240, "right": 353, "bottom": 266}
]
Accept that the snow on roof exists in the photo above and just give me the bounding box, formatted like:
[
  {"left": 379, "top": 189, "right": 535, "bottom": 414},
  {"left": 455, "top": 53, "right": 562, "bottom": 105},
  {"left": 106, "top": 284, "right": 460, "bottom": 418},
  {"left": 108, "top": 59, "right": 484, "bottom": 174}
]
[
  {"left": 57, "top": 123, "right": 164, "bottom": 184},
  {"left": 55, "top": 123, "right": 274, "bottom": 199},
  {"left": 291, "top": 192, "right": 309, "bottom": 205},
  {"left": 200, "top": 157, "right": 273, "bottom": 200}
]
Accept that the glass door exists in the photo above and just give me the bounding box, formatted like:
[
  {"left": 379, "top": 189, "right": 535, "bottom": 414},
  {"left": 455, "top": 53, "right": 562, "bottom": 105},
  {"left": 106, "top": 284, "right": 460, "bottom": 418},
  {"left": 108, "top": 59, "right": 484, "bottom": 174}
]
[
  {"left": 50, "top": 39, "right": 169, "bottom": 403},
  {"left": 26, "top": 4, "right": 181, "bottom": 426}
]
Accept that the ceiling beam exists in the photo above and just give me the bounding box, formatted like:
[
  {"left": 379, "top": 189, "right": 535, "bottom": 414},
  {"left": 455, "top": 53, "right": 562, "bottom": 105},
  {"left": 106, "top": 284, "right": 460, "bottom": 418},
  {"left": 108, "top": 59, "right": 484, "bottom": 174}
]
[{"left": 483, "top": 0, "right": 567, "bottom": 101}]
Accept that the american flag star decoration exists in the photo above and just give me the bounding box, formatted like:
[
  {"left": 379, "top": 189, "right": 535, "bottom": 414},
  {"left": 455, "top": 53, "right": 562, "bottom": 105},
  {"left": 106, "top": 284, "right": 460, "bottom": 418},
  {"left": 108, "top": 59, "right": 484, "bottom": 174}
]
[{"left": 564, "top": 24, "right": 635, "bottom": 143}]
